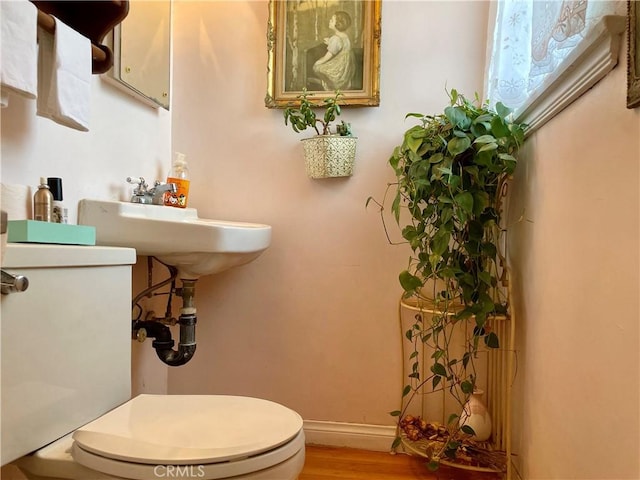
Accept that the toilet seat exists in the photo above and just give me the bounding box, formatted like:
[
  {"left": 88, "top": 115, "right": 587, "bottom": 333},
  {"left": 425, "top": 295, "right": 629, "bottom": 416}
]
[
  {"left": 70, "top": 394, "right": 305, "bottom": 480},
  {"left": 72, "top": 431, "right": 305, "bottom": 480}
]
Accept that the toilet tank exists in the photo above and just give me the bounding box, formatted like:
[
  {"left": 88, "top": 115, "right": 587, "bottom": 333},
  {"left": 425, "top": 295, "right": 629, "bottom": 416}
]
[{"left": 1, "top": 244, "right": 136, "bottom": 465}]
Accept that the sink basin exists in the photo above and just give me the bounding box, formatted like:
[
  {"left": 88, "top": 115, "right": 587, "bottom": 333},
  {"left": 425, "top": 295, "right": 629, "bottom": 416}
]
[{"left": 78, "top": 199, "right": 271, "bottom": 279}]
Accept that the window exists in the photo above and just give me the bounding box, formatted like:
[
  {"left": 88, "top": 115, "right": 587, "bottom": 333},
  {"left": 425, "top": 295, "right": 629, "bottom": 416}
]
[{"left": 485, "top": 0, "right": 626, "bottom": 132}]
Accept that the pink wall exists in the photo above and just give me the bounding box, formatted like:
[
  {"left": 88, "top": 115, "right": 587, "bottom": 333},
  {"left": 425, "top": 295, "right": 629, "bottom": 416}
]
[
  {"left": 166, "top": 0, "right": 490, "bottom": 426},
  {"left": 507, "top": 45, "right": 640, "bottom": 478}
]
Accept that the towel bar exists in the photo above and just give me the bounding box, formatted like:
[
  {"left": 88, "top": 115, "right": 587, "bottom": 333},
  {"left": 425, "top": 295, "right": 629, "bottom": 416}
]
[
  {"left": 32, "top": 1, "right": 129, "bottom": 74},
  {"left": 36, "top": 10, "right": 109, "bottom": 72}
]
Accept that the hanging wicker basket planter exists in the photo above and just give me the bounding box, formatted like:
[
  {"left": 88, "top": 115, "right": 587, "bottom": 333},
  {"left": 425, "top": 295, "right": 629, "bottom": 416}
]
[{"left": 301, "top": 135, "right": 357, "bottom": 179}]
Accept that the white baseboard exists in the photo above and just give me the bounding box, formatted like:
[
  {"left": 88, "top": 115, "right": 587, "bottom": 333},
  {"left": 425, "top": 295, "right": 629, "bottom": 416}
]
[{"left": 303, "top": 420, "right": 397, "bottom": 452}]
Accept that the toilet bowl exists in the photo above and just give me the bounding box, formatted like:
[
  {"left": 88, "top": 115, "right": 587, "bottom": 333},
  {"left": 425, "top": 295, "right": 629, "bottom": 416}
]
[
  {"left": 1, "top": 244, "right": 305, "bottom": 480},
  {"left": 16, "top": 395, "right": 305, "bottom": 480}
]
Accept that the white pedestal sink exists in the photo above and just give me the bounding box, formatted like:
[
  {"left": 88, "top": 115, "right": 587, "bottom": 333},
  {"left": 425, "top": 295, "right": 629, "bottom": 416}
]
[{"left": 78, "top": 199, "right": 271, "bottom": 279}]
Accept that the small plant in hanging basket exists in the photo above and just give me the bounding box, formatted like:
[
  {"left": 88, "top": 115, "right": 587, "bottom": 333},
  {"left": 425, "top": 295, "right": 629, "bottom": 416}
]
[
  {"left": 283, "top": 89, "right": 357, "bottom": 179},
  {"left": 368, "top": 89, "right": 526, "bottom": 471}
]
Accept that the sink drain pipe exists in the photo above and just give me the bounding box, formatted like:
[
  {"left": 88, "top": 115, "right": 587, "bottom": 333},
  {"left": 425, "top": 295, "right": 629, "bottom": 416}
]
[{"left": 134, "top": 279, "right": 197, "bottom": 367}]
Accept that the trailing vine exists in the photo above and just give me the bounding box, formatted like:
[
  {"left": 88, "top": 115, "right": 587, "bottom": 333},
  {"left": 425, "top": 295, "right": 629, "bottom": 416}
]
[{"left": 368, "top": 90, "right": 525, "bottom": 469}]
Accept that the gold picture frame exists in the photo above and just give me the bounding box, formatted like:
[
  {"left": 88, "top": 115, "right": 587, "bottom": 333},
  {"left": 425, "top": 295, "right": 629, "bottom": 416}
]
[
  {"left": 265, "top": 0, "right": 381, "bottom": 108},
  {"left": 627, "top": 0, "right": 640, "bottom": 108}
]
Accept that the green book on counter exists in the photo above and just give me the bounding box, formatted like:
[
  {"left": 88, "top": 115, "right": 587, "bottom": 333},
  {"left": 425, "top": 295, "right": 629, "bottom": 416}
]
[{"left": 7, "top": 220, "right": 96, "bottom": 246}]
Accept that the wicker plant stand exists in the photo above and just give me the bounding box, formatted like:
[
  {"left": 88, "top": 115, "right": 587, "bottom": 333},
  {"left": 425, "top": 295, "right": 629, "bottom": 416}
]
[{"left": 395, "top": 296, "right": 516, "bottom": 478}]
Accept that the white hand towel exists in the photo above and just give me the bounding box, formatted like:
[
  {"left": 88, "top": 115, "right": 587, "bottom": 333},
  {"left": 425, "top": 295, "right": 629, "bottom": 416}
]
[
  {"left": 37, "top": 17, "right": 91, "bottom": 131},
  {"left": 0, "top": 0, "right": 38, "bottom": 107}
]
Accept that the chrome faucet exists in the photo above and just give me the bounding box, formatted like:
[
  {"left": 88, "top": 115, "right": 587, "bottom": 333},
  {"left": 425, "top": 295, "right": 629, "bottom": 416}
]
[{"left": 127, "top": 177, "right": 176, "bottom": 205}]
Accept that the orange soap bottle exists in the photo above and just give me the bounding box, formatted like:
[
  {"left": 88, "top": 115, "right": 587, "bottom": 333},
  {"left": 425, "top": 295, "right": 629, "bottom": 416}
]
[{"left": 164, "top": 152, "right": 190, "bottom": 208}]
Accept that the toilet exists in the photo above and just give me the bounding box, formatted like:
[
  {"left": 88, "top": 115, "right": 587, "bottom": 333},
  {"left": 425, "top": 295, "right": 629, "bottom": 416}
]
[{"left": 1, "top": 244, "right": 305, "bottom": 479}]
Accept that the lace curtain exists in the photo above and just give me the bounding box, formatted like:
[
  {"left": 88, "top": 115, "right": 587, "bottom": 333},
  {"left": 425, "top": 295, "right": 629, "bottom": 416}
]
[{"left": 485, "top": 0, "right": 621, "bottom": 114}]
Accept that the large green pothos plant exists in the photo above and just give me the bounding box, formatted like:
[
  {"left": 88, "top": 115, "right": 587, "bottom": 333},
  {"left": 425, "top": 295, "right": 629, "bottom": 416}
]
[{"left": 369, "top": 90, "right": 525, "bottom": 470}]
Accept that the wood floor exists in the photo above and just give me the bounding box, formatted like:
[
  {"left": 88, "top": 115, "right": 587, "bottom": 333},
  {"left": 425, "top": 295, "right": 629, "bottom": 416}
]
[
  {"left": 0, "top": 445, "right": 504, "bottom": 480},
  {"left": 299, "top": 446, "right": 503, "bottom": 480}
]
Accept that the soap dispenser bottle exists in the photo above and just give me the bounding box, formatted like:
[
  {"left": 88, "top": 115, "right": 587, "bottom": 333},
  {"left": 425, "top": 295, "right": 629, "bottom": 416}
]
[
  {"left": 164, "top": 152, "right": 190, "bottom": 208},
  {"left": 33, "top": 177, "right": 53, "bottom": 222}
]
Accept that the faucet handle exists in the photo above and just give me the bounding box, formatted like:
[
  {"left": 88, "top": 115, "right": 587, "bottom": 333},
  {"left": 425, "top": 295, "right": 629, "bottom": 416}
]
[
  {"left": 126, "top": 176, "right": 146, "bottom": 186},
  {"left": 126, "top": 177, "right": 148, "bottom": 194}
]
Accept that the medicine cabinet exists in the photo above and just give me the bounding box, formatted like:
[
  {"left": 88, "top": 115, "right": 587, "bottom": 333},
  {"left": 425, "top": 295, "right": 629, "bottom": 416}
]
[{"left": 103, "top": 0, "right": 171, "bottom": 110}]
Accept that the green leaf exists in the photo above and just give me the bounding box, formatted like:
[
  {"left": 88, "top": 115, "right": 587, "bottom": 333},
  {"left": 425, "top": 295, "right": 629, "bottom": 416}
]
[
  {"left": 447, "top": 136, "right": 471, "bottom": 156},
  {"left": 463, "top": 165, "right": 480, "bottom": 182},
  {"left": 453, "top": 129, "right": 468, "bottom": 138},
  {"left": 440, "top": 207, "right": 453, "bottom": 226},
  {"left": 498, "top": 153, "right": 517, "bottom": 163},
  {"left": 432, "top": 349, "right": 445, "bottom": 360},
  {"left": 447, "top": 413, "right": 459, "bottom": 425},
  {"left": 431, "top": 362, "right": 447, "bottom": 376},
  {"left": 402, "top": 384, "right": 411, "bottom": 397},
  {"left": 450, "top": 88, "right": 458, "bottom": 105},
  {"left": 496, "top": 101, "right": 512, "bottom": 119},
  {"left": 429, "top": 152, "right": 444, "bottom": 164},
  {"left": 444, "top": 106, "right": 470, "bottom": 129},
  {"left": 409, "top": 350, "right": 419, "bottom": 359},
  {"left": 389, "top": 410, "right": 402, "bottom": 417},
  {"left": 427, "top": 460, "right": 440, "bottom": 471},
  {"left": 473, "top": 134, "right": 497, "bottom": 145},
  {"left": 402, "top": 225, "right": 418, "bottom": 242},
  {"left": 448, "top": 174, "right": 461, "bottom": 190},
  {"left": 447, "top": 440, "right": 460, "bottom": 451},
  {"left": 472, "top": 191, "right": 490, "bottom": 215},
  {"left": 429, "top": 253, "right": 442, "bottom": 271},
  {"left": 478, "top": 271, "right": 492, "bottom": 286},
  {"left": 391, "top": 190, "right": 401, "bottom": 224},
  {"left": 462, "top": 352, "right": 471, "bottom": 369},
  {"left": 454, "top": 192, "right": 474, "bottom": 214},
  {"left": 482, "top": 242, "right": 497, "bottom": 259},
  {"left": 436, "top": 165, "right": 453, "bottom": 179},
  {"left": 431, "top": 230, "right": 450, "bottom": 256},
  {"left": 389, "top": 156, "right": 400, "bottom": 172},
  {"left": 405, "top": 135, "right": 423, "bottom": 154},
  {"left": 461, "top": 380, "right": 474, "bottom": 394},
  {"left": 485, "top": 331, "right": 500, "bottom": 348},
  {"left": 444, "top": 442, "right": 460, "bottom": 460},
  {"left": 392, "top": 436, "right": 402, "bottom": 449},
  {"left": 478, "top": 142, "right": 498, "bottom": 153},
  {"left": 491, "top": 115, "right": 510, "bottom": 138},
  {"left": 399, "top": 270, "right": 422, "bottom": 293},
  {"left": 432, "top": 375, "right": 441, "bottom": 390},
  {"left": 416, "top": 141, "right": 432, "bottom": 157},
  {"left": 470, "top": 121, "right": 488, "bottom": 137},
  {"left": 480, "top": 294, "right": 495, "bottom": 313},
  {"left": 461, "top": 424, "right": 476, "bottom": 436}
]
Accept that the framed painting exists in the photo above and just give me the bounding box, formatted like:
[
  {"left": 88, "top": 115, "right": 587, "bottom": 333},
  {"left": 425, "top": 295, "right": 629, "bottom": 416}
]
[
  {"left": 628, "top": 0, "right": 640, "bottom": 108},
  {"left": 266, "top": 0, "right": 381, "bottom": 108}
]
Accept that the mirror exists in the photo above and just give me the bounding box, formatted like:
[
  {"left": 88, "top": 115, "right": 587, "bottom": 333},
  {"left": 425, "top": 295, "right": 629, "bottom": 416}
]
[{"left": 103, "top": 0, "right": 171, "bottom": 110}]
